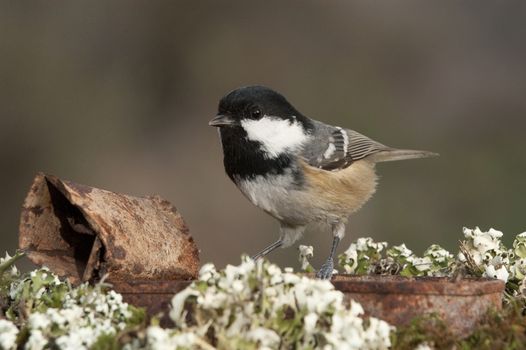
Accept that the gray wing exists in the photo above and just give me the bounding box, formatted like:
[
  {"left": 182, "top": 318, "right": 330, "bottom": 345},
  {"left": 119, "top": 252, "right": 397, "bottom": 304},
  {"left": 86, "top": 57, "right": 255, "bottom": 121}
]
[{"left": 301, "top": 121, "right": 390, "bottom": 171}]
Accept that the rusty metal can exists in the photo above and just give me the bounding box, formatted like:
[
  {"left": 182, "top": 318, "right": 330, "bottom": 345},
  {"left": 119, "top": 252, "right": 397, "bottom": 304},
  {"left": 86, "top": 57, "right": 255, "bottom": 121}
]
[{"left": 331, "top": 274, "right": 504, "bottom": 336}]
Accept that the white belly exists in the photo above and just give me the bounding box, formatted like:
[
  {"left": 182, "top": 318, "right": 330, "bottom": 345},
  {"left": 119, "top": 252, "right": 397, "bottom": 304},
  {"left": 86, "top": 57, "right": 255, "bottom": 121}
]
[{"left": 236, "top": 173, "right": 311, "bottom": 225}]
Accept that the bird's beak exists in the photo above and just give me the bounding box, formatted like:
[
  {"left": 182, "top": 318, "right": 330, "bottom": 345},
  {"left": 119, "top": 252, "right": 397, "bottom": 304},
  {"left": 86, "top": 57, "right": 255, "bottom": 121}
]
[{"left": 209, "top": 114, "right": 235, "bottom": 127}]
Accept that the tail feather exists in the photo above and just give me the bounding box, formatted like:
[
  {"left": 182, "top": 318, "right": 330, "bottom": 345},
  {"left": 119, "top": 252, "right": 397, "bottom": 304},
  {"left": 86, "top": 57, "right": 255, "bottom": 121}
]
[{"left": 369, "top": 149, "right": 439, "bottom": 163}]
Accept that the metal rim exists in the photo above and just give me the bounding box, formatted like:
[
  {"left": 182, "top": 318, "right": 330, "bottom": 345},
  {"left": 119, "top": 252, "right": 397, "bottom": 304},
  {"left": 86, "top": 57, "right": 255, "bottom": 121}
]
[{"left": 331, "top": 275, "right": 505, "bottom": 295}]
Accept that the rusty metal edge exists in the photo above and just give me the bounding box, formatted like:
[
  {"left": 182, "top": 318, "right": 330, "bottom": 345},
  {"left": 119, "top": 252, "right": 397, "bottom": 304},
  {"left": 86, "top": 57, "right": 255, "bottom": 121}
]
[
  {"left": 108, "top": 279, "right": 193, "bottom": 294},
  {"left": 108, "top": 275, "right": 504, "bottom": 297},
  {"left": 331, "top": 275, "right": 505, "bottom": 296}
]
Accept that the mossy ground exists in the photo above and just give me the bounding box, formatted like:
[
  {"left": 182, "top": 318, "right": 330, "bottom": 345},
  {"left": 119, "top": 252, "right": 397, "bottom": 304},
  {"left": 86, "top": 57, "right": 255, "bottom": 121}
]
[
  {"left": 392, "top": 301, "right": 526, "bottom": 349},
  {"left": 3, "top": 250, "right": 526, "bottom": 349}
]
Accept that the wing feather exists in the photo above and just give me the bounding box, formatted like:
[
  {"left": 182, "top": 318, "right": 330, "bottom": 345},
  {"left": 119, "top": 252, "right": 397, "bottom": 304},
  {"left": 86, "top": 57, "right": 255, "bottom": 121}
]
[
  {"left": 302, "top": 125, "right": 389, "bottom": 171},
  {"left": 346, "top": 129, "right": 388, "bottom": 161}
]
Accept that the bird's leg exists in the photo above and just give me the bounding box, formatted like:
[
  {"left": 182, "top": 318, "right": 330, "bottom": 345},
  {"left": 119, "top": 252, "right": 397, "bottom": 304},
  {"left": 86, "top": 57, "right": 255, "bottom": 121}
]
[
  {"left": 251, "top": 239, "right": 283, "bottom": 261},
  {"left": 316, "top": 221, "right": 345, "bottom": 279},
  {"left": 252, "top": 225, "right": 304, "bottom": 261},
  {"left": 315, "top": 236, "right": 340, "bottom": 279}
]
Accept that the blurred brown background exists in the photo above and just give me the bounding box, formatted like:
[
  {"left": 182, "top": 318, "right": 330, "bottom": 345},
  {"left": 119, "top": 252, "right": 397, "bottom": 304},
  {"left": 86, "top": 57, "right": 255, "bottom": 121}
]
[{"left": 1, "top": 2, "right": 526, "bottom": 270}]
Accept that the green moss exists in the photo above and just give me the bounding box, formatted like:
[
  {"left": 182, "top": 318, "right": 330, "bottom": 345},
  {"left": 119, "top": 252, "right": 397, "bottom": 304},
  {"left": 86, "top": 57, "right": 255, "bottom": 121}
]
[
  {"left": 392, "top": 301, "right": 526, "bottom": 350},
  {"left": 91, "top": 333, "right": 120, "bottom": 350},
  {"left": 459, "top": 301, "right": 526, "bottom": 350},
  {"left": 126, "top": 305, "right": 147, "bottom": 328},
  {"left": 391, "top": 314, "right": 455, "bottom": 349},
  {"left": 0, "top": 251, "right": 24, "bottom": 300}
]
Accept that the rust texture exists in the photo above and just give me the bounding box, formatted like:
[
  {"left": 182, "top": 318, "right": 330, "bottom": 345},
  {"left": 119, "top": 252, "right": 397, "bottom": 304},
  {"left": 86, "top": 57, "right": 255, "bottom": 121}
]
[
  {"left": 331, "top": 275, "right": 505, "bottom": 336},
  {"left": 112, "top": 274, "right": 502, "bottom": 335},
  {"left": 19, "top": 173, "right": 200, "bottom": 284},
  {"left": 111, "top": 279, "right": 192, "bottom": 326}
]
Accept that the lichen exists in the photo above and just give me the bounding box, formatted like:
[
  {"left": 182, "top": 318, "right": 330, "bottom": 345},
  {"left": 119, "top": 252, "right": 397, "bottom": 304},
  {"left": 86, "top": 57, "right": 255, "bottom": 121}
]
[
  {"left": 3, "top": 226, "right": 526, "bottom": 349},
  {"left": 0, "top": 251, "right": 145, "bottom": 350}
]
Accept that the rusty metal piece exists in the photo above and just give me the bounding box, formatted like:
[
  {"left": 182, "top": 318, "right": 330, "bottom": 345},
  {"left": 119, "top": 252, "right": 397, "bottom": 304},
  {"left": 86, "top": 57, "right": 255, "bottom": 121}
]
[
  {"left": 111, "top": 274, "right": 503, "bottom": 336},
  {"left": 112, "top": 280, "right": 192, "bottom": 326},
  {"left": 331, "top": 275, "right": 504, "bottom": 336},
  {"left": 19, "top": 173, "right": 199, "bottom": 284}
]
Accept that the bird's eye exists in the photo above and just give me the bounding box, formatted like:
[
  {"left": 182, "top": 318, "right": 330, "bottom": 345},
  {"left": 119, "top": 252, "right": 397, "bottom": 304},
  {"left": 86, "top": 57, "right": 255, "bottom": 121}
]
[{"left": 251, "top": 108, "right": 261, "bottom": 118}]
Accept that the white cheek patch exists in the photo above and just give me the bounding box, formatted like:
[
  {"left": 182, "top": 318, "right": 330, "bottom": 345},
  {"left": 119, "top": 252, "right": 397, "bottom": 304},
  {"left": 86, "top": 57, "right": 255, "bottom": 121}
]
[{"left": 241, "top": 116, "right": 308, "bottom": 158}]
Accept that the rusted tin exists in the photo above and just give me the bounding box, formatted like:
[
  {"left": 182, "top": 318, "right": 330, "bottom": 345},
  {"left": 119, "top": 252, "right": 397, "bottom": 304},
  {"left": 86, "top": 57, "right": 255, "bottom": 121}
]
[
  {"left": 111, "top": 274, "right": 503, "bottom": 336},
  {"left": 19, "top": 173, "right": 199, "bottom": 284},
  {"left": 331, "top": 275, "right": 505, "bottom": 336},
  {"left": 110, "top": 279, "right": 192, "bottom": 326}
]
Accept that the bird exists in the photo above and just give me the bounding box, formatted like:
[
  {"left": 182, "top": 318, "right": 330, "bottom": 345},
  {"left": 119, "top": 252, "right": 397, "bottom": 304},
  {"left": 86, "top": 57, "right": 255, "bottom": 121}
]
[{"left": 209, "top": 86, "right": 437, "bottom": 279}]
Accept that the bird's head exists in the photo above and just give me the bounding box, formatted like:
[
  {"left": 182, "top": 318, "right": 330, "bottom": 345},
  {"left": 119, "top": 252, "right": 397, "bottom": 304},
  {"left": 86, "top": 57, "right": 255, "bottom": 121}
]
[
  {"left": 209, "top": 86, "right": 312, "bottom": 129},
  {"left": 209, "top": 86, "right": 313, "bottom": 157}
]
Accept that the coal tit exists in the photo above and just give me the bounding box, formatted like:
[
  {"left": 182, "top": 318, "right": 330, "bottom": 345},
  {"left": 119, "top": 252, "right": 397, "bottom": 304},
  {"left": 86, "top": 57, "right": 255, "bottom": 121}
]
[{"left": 209, "top": 86, "right": 437, "bottom": 279}]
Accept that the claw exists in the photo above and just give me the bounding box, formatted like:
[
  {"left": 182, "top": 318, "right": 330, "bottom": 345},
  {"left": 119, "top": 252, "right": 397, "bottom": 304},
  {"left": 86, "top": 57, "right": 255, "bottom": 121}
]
[{"left": 316, "top": 258, "right": 334, "bottom": 280}]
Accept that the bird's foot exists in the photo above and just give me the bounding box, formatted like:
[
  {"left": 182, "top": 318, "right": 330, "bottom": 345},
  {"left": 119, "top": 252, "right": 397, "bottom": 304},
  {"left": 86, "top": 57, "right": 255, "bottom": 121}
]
[{"left": 316, "top": 258, "right": 334, "bottom": 280}]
